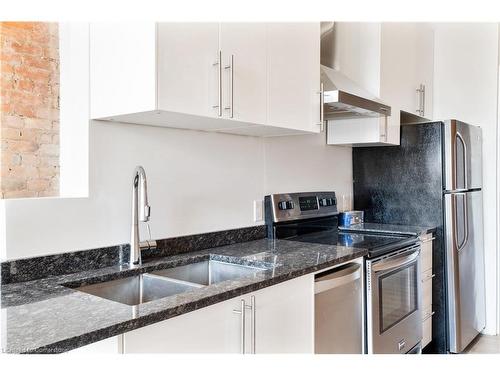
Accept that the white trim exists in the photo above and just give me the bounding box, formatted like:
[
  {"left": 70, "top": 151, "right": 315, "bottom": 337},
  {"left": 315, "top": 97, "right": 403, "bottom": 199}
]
[{"left": 496, "top": 23, "right": 500, "bottom": 335}]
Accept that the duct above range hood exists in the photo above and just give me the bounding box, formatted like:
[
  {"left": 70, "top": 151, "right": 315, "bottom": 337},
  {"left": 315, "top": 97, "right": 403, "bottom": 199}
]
[{"left": 320, "top": 22, "right": 391, "bottom": 120}]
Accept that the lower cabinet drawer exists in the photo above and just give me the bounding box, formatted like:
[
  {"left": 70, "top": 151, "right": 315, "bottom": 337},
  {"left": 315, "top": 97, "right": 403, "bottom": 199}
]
[
  {"left": 422, "top": 278, "right": 432, "bottom": 309},
  {"left": 420, "top": 234, "right": 433, "bottom": 271},
  {"left": 422, "top": 315, "right": 432, "bottom": 348}
]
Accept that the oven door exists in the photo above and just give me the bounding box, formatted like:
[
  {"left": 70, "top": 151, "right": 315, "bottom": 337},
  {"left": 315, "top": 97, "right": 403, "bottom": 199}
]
[{"left": 366, "top": 245, "right": 422, "bottom": 354}]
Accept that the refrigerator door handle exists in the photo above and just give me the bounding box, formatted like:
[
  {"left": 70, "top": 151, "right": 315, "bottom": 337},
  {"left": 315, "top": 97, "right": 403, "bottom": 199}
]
[
  {"left": 453, "top": 192, "right": 469, "bottom": 252},
  {"left": 456, "top": 132, "right": 468, "bottom": 190}
]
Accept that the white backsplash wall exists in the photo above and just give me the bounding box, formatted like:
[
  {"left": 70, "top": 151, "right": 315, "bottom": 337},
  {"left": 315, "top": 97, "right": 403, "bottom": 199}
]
[
  {"left": 1, "top": 121, "right": 352, "bottom": 260},
  {"left": 264, "top": 132, "right": 353, "bottom": 207}
]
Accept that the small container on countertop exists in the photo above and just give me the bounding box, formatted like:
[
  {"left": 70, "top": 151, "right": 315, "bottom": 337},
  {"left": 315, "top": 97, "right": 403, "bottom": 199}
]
[{"left": 338, "top": 211, "right": 364, "bottom": 227}]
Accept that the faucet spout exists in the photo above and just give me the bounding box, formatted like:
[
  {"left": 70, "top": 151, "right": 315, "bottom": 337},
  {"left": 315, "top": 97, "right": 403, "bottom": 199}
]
[{"left": 130, "top": 166, "right": 151, "bottom": 267}]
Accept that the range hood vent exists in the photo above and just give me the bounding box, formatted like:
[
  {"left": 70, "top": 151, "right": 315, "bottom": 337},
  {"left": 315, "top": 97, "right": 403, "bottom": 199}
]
[{"left": 320, "top": 22, "right": 391, "bottom": 120}]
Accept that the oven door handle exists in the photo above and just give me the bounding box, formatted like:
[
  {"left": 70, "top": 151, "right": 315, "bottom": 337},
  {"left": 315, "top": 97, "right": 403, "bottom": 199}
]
[{"left": 372, "top": 249, "right": 420, "bottom": 273}]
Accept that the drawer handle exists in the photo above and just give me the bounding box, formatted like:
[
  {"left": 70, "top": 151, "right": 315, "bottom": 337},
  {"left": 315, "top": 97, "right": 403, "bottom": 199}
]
[
  {"left": 422, "top": 273, "right": 435, "bottom": 282},
  {"left": 423, "top": 311, "right": 435, "bottom": 321}
]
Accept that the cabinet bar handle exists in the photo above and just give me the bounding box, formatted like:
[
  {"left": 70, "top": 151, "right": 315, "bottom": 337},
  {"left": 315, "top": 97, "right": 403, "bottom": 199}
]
[
  {"left": 422, "top": 273, "right": 436, "bottom": 282},
  {"left": 416, "top": 84, "right": 425, "bottom": 116},
  {"left": 233, "top": 299, "right": 246, "bottom": 354},
  {"left": 224, "top": 54, "right": 234, "bottom": 118},
  {"left": 212, "top": 50, "right": 222, "bottom": 117},
  {"left": 423, "top": 311, "right": 435, "bottom": 321},
  {"left": 421, "top": 84, "right": 426, "bottom": 117},
  {"left": 249, "top": 295, "right": 256, "bottom": 354},
  {"left": 421, "top": 237, "right": 435, "bottom": 243},
  {"left": 318, "top": 82, "right": 324, "bottom": 131}
]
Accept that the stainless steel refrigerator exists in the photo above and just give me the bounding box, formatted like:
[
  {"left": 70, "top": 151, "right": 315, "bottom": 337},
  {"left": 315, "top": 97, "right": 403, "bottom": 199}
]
[
  {"left": 442, "top": 120, "right": 485, "bottom": 353},
  {"left": 352, "top": 119, "right": 486, "bottom": 354}
]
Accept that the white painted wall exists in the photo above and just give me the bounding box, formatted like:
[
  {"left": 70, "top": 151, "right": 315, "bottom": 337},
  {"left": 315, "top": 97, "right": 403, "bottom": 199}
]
[
  {"left": 433, "top": 23, "right": 499, "bottom": 335},
  {"left": 1, "top": 122, "right": 351, "bottom": 260},
  {"left": 59, "top": 23, "right": 90, "bottom": 198},
  {"left": 264, "top": 132, "right": 352, "bottom": 208}
]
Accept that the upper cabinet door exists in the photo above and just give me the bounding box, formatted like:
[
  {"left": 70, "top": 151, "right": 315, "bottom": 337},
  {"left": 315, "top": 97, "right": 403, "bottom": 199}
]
[
  {"left": 90, "top": 22, "right": 157, "bottom": 119},
  {"left": 415, "top": 24, "right": 434, "bottom": 119},
  {"left": 380, "top": 23, "right": 418, "bottom": 116},
  {"left": 157, "top": 23, "right": 220, "bottom": 118},
  {"left": 219, "top": 23, "right": 267, "bottom": 125},
  {"left": 267, "top": 23, "right": 321, "bottom": 133},
  {"left": 380, "top": 23, "right": 434, "bottom": 119}
]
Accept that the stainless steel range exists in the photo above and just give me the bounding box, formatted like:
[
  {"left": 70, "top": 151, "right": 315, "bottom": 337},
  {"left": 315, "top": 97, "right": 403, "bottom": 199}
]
[{"left": 265, "top": 191, "right": 422, "bottom": 354}]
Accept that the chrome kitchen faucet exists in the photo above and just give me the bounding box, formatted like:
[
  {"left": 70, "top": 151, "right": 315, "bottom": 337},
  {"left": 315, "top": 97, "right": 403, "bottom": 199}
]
[{"left": 129, "top": 166, "right": 156, "bottom": 267}]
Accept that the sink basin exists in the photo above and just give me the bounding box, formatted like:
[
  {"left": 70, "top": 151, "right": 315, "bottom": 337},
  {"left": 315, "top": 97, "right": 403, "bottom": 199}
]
[
  {"left": 74, "top": 273, "right": 198, "bottom": 306},
  {"left": 151, "top": 260, "right": 266, "bottom": 286}
]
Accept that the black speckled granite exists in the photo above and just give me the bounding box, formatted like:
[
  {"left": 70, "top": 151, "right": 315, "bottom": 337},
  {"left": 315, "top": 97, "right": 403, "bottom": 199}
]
[
  {"left": 339, "top": 223, "right": 435, "bottom": 237},
  {"left": 1, "top": 225, "right": 266, "bottom": 285},
  {"left": 145, "top": 225, "right": 266, "bottom": 260},
  {"left": 1, "top": 244, "right": 129, "bottom": 285},
  {"left": 1, "top": 238, "right": 366, "bottom": 353},
  {"left": 353, "top": 121, "right": 447, "bottom": 354}
]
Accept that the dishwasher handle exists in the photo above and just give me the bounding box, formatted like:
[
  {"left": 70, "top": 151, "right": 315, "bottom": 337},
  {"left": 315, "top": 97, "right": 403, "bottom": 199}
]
[{"left": 314, "top": 263, "right": 361, "bottom": 294}]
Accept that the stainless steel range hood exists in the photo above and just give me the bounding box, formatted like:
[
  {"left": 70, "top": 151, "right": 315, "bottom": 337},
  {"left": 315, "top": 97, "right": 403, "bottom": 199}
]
[{"left": 321, "top": 22, "right": 391, "bottom": 120}]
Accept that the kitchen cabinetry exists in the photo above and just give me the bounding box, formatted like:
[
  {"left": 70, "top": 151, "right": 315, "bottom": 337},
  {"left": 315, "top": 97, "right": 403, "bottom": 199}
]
[
  {"left": 122, "top": 274, "right": 314, "bottom": 353},
  {"left": 420, "top": 233, "right": 434, "bottom": 348},
  {"left": 327, "top": 22, "right": 434, "bottom": 146},
  {"left": 156, "top": 23, "right": 220, "bottom": 120},
  {"left": 380, "top": 23, "right": 434, "bottom": 120},
  {"left": 218, "top": 23, "right": 267, "bottom": 125},
  {"left": 66, "top": 336, "right": 122, "bottom": 354},
  {"left": 90, "top": 22, "right": 321, "bottom": 137},
  {"left": 267, "top": 23, "right": 321, "bottom": 133}
]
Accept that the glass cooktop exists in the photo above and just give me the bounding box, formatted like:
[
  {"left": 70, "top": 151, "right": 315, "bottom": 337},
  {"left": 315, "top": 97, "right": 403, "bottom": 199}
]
[{"left": 285, "top": 229, "right": 416, "bottom": 258}]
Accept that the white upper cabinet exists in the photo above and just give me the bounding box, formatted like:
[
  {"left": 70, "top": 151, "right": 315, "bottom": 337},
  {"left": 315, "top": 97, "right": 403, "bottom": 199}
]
[
  {"left": 156, "top": 23, "right": 220, "bottom": 119},
  {"left": 90, "top": 22, "right": 321, "bottom": 137},
  {"left": 219, "top": 23, "right": 268, "bottom": 125},
  {"left": 327, "top": 22, "right": 434, "bottom": 146},
  {"left": 267, "top": 23, "right": 322, "bottom": 133},
  {"left": 380, "top": 23, "right": 434, "bottom": 120},
  {"left": 90, "top": 22, "right": 157, "bottom": 119}
]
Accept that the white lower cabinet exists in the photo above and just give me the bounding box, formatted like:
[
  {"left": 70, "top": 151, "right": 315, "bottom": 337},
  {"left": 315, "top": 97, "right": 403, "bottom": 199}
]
[
  {"left": 420, "top": 233, "right": 434, "bottom": 348},
  {"left": 123, "top": 294, "right": 242, "bottom": 353},
  {"left": 66, "top": 336, "right": 122, "bottom": 354},
  {"left": 252, "top": 273, "right": 314, "bottom": 353},
  {"left": 122, "top": 274, "right": 314, "bottom": 353}
]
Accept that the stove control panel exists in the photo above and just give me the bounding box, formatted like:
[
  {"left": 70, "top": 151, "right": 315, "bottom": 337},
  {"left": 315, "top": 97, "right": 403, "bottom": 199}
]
[
  {"left": 265, "top": 191, "right": 338, "bottom": 223},
  {"left": 278, "top": 200, "right": 295, "bottom": 210}
]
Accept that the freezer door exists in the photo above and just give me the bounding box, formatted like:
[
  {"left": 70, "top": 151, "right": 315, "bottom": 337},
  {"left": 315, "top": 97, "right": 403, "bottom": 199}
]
[
  {"left": 443, "top": 120, "right": 482, "bottom": 191},
  {"left": 444, "top": 190, "right": 486, "bottom": 353}
]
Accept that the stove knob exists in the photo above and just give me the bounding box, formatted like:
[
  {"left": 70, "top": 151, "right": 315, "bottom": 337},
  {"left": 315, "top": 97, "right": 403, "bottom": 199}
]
[
  {"left": 278, "top": 201, "right": 287, "bottom": 210},
  {"left": 286, "top": 201, "right": 295, "bottom": 209}
]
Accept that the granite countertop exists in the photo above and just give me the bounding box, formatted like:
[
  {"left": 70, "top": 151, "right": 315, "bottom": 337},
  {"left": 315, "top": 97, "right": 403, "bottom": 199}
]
[
  {"left": 1, "top": 238, "right": 367, "bottom": 354},
  {"left": 339, "top": 222, "right": 435, "bottom": 236}
]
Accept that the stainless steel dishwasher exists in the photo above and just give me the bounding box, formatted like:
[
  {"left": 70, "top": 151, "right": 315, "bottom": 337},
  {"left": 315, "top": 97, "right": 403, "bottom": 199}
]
[{"left": 314, "top": 262, "right": 363, "bottom": 354}]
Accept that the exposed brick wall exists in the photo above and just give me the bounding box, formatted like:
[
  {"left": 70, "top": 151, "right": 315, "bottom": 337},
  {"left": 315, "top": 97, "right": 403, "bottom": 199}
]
[{"left": 0, "top": 22, "right": 60, "bottom": 198}]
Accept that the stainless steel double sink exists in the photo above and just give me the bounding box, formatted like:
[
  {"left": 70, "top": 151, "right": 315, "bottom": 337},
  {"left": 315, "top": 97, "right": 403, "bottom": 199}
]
[{"left": 73, "top": 260, "right": 266, "bottom": 306}]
